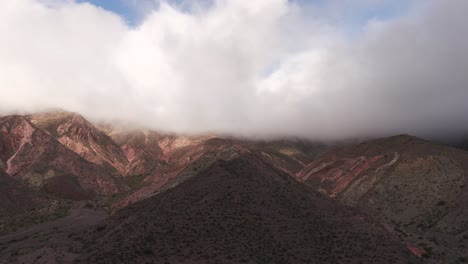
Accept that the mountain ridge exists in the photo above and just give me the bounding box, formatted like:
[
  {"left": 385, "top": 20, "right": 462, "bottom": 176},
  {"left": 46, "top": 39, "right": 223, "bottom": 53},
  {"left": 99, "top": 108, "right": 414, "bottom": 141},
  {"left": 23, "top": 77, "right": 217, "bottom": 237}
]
[
  {"left": 77, "top": 150, "right": 419, "bottom": 263},
  {"left": 0, "top": 114, "right": 127, "bottom": 199},
  {"left": 1, "top": 111, "right": 466, "bottom": 263}
]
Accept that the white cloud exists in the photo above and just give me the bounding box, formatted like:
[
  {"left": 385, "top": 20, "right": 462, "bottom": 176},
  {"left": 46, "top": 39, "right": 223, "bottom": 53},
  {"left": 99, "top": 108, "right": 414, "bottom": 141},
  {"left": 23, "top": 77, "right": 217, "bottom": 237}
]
[{"left": 1, "top": 0, "right": 467, "bottom": 140}]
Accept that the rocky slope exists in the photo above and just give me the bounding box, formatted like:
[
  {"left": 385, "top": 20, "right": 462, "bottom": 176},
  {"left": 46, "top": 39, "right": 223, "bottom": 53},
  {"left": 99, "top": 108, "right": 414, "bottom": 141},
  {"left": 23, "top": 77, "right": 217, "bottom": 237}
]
[
  {"left": 2, "top": 111, "right": 324, "bottom": 207},
  {"left": 0, "top": 168, "right": 41, "bottom": 217},
  {"left": 0, "top": 115, "right": 126, "bottom": 200},
  {"left": 28, "top": 112, "right": 129, "bottom": 175},
  {"left": 0, "top": 168, "right": 73, "bottom": 236},
  {"left": 106, "top": 136, "right": 253, "bottom": 208},
  {"left": 296, "top": 135, "right": 468, "bottom": 263},
  {"left": 77, "top": 150, "right": 418, "bottom": 264},
  {"left": 106, "top": 133, "right": 324, "bottom": 208},
  {"left": 109, "top": 129, "right": 165, "bottom": 177}
]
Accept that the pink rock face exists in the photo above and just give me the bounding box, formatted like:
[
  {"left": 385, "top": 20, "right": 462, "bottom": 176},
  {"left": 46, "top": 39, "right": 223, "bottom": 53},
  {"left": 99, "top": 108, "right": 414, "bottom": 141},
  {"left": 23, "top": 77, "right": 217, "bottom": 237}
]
[
  {"left": 406, "top": 244, "right": 425, "bottom": 257},
  {"left": 297, "top": 154, "right": 384, "bottom": 197},
  {"left": 0, "top": 115, "right": 126, "bottom": 199},
  {"left": 111, "top": 136, "right": 225, "bottom": 208},
  {"left": 28, "top": 112, "right": 129, "bottom": 175},
  {"left": 0, "top": 115, "right": 35, "bottom": 175},
  {"left": 121, "top": 144, "right": 137, "bottom": 162},
  {"left": 108, "top": 132, "right": 321, "bottom": 207}
]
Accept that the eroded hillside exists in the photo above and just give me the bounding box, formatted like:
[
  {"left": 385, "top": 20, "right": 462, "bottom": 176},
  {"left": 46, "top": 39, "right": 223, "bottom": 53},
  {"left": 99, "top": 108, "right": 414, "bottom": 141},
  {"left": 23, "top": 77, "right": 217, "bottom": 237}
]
[{"left": 296, "top": 135, "right": 468, "bottom": 263}]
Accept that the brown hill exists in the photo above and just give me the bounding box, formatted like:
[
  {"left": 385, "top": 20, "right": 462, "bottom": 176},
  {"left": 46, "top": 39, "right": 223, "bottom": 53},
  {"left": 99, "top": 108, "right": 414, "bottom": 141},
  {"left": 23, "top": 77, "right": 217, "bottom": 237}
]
[
  {"left": 27, "top": 112, "right": 129, "bottom": 175},
  {"left": 107, "top": 136, "right": 248, "bottom": 208},
  {"left": 296, "top": 135, "right": 468, "bottom": 262},
  {"left": 0, "top": 168, "right": 71, "bottom": 235},
  {"left": 77, "top": 151, "right": 418, "bottom": 264},
  {"left": 0, "top": 115, "right": 126, "bottom": 200},
  {"left": 0, "top": 168, "right": 41, "bottom": 217},
  {"left": 107, "top": 135, "right": 323, "bottom": 208}
]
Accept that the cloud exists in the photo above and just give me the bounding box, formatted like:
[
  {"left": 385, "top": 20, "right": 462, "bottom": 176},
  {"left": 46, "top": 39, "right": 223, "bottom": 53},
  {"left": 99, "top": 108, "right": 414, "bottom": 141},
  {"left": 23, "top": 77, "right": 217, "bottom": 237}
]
[{"left": 0, "top": 0, "right": 467, "bottom": 140}]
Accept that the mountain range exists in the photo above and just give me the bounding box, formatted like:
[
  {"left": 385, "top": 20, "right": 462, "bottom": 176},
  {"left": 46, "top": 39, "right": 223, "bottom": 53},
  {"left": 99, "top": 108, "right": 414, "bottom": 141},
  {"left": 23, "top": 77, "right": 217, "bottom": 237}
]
[{"left": 0, "top": 111, "right": 466, "bottom": 263}]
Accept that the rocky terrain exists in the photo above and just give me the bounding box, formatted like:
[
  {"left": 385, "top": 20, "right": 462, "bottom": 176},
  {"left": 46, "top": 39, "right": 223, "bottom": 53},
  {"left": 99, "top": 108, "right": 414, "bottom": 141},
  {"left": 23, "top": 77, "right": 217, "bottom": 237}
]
[
  {"left": 296, "top": 135, "right": 468, "bottom": 263},
  {"left": 0, "top": 168, "right": 40, "bottom": 217},
  {"left": 79, "top": 151, "right": 418, "bottom": 264},
  {"left": 0, "top": 167, "right": 70, "bottom": 236},
  {"left": 0, "top": 115, "right": 126, "bottom": 200},
  {"left": 28, "top": 112, "right": 130, "bottom": 175},
  {"left": 101, "top": 124, "right": 323, "bottom": 208}
]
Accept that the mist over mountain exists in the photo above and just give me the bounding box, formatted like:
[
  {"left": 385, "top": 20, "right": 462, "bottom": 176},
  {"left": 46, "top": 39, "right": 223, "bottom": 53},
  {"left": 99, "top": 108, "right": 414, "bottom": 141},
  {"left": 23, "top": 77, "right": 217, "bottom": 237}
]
[{"left": 1, "top": 0, "right": 468, "bottom": 140}]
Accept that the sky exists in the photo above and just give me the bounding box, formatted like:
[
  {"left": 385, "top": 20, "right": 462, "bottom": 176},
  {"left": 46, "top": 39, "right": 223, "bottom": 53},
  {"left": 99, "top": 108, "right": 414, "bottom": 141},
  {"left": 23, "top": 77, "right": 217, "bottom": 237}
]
[
  {"left": 82, "top": 0, "right": 412, "bottom": 27},
  {"left": 1, "top": 0, "right": 467, "bottom": 141}
]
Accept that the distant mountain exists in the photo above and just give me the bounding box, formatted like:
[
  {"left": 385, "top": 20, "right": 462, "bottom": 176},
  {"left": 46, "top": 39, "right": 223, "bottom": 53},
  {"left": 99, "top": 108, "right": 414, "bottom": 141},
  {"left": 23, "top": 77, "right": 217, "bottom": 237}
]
[
  {"left": 296, "top": 134, "right": 468, "bottom": 263},
  {"left": 0, "top": 115, "right": 126, "bottom": 200},
  {"left": 78, "top": 150, "right": 418, "bottom": 264}
]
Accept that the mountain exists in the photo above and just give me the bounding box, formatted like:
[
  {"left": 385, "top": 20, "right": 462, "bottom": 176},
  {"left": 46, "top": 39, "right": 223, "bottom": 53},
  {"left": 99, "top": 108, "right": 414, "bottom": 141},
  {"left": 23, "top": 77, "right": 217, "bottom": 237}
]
[
  {"left": 107, "top": 136, "right": 252, "bottom": 207},
  {"left": 107, "top": 130, "right": 216, "bottom": 179},
  {"left": 77, "top": 150, "right": 418, "bottom": 264},
  {"left": 239, "top": 138, "right": 326, "bottom": 176},
  {"left": 0, "top": 115, "right": 126, "bottom": 200},
  {"left": 27, "top": 112, "right": 129, "bottom": 175},
  {"left": 296, "top": 135, "right": 468, "bottom": 262},
  {"left": 109, "top": 129, "right": 165, "bottom": 177},
  {"left": 106, "top": 134, "right": 324, "bottom": 208},
  {"left": 3, "top": 111, "right": 466, "bottom": 262},
  {"left": 3, "top": 111, "right": 324, "bottom": 207}
]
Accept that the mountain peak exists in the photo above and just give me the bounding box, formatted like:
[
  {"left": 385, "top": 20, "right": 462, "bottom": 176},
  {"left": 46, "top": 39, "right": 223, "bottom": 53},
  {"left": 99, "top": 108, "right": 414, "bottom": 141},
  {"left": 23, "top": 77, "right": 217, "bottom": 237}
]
[
  {"left": 0, "top": 113, "right": 126, "bottom": 199},
  {"left": 28, "top": 111, "right": 130, "bottom": 174}
]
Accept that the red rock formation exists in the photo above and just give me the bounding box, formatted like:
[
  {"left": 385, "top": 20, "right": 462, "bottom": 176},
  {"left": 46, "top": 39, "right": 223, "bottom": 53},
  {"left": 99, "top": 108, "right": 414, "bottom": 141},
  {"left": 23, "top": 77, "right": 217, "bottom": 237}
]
[
  {"left": 28, "top": 112, "right": 129, "bottom": 175},
  {"left": 297, "top": 154, "right": 384, "bottom": 197},
  {"left": 406, "top": 244, "right": 425, "bottom": 257},
  {"left": 109, "top": 133, "right": 321, "bottom": 208},
  {"left": 0, "top": 115, "right": 126, "bottom": 199},
  {"left": 296, "top": 135, "right": 468, "bottom": 263}
]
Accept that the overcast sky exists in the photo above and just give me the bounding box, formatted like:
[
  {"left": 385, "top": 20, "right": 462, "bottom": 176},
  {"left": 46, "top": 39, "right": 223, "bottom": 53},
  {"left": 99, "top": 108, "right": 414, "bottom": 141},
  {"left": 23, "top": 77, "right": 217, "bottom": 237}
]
[{"left": 1, "top": 0, "right": 467, "bottom": 140}]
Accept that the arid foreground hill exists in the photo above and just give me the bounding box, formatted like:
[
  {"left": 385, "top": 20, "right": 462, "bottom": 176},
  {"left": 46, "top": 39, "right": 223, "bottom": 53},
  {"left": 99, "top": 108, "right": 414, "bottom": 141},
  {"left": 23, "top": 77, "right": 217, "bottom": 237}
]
[
  {"left": 0, "top": 168, "right": 42, "bottom": 217},
  {"left": 77, "top": 150, "right": 418, "bottom": 264}
]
